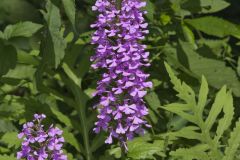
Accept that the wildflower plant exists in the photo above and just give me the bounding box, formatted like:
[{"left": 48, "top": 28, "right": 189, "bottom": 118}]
[
  {"left": 91, "top": 0, "right": 152, "bottom": 150},
  {"left": 17, "top": 114, "right": 67, "bottom": 160},
  {"left": 1, "top": 0, "right": 240, "bottom": 160}
]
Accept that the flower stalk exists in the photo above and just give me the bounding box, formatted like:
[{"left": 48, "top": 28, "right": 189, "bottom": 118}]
[
  {"left": 91, "top": 0, "right": 151, "bottom": 151},
  {"left": 17, "top": 114, "right": 67, "bottom": 160}
]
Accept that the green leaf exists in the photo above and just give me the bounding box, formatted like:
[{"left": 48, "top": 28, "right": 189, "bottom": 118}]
[
  {"left": 168, "top": 116, "right": 188, "bottom": 130},
  {"left": 145, "top": 0, "right": 155, "bottom": 21},
  {"left": 0, "top": 0, "right": 40, "bottom": 23},
  {"left": 0, "top": 103, "right": 24, "bottom": 119},
  {"left": 62, "top": 63, "right": 81, "bottom": 88},
  {"left": 196, "top": 76, "right": 208, "bottom": 119},
  {"left": 0, "top": 120, "right": 16, "bottom": 133},
  {"left": 108, "top": 147, "right": 121, "bottom": 159},
  {"left": 90, "top": 133, "right": 105, "bottom": 152},
  {"left": 181, "top": 0, "right": 230, "bottom": 14},
  {"left": 163, "top": 61, "right": 238, "bottom": 160},
  {"left": 164, "top": 62, "right": 196, "bottom": 104},
  {"left": 61, "top": 63, "right": 92, "bottom": 159},
  {"left": 17, "top": 50, "right": 39, "bottom": 66},
  {"left": 200, "top": 0, "right": 230, "bottom": 13},
  {"left": 35, "top": 94, "right": 73, "bottom": 129},
  {"left": 4, "top": 64, "right": 36, "bottom": 80},
  {"left": 167, "top": 126, "right": 202, "bottom": 141},
  {"left": 178, "top": 40, "right": 240, "bottom": 97},
  {"left": 109, "top": 135, "right": 165, "bottom": 159},
  {"left": 0, "top": 155, "right": 15, "bottom": 160},
  {"left": 145, "top": 91, "right": 161, "bottom": 112},
  {"left": 170, "top": 144, "right": 210, "bottom": 160},
  {"left": 197, "top": 38, "right": 229, "bottom": 57},
  {"left": 0, "top": 132, "right": 21, "bottom": 148},
  {"left": 160, "top": 13, "right": 171, "bottom": 25},
  {"left": 0, "top": 32, "right": 4, "bottom": 39},
  {"left": 127, "top": 136, "right": 165, "bottom": 159},
  {"left": 238, "top": 58, "right": 240, "bottom": 77},
  {"left": 185, "top": 16, "right": 240, "bottom": 38},
  {"left": 204, "top": 86, "right": 227, "bottom": 131},
  {"left": 223, "top": 120, "right": 240, "bottom": 160},
  {"left": 182, "top": 24, "right": 196, "bottom": 48},
  {"left": 2, "top": 21, "right": 42, "bottom": 39},
  {"left": 171, "top": 0, "right": 192, "bottom": 18},
  {"left": 50, "top": 106, "right": 73, "bottom": 129},
  {"left": 41, "top": 1, "right": 66, "bottom": 68},
  {"left": 62, "top": 128, "right": 81, "bottom": 152},
  {"left": 172, "top": 0, "right": 228, "bottom": 17},
  {"left": 214, "top": 91, "right": 234, "bottom": 143},
  {"left": 163, "top": 104, "right": 197, "bottom": 124},
  {"left": 0, "top": 42, "right": 17, "bottom": 76},
  {"left": 62, "top": 0, "right": 76, "bottom": 30},
  {"left": 66, "top": 153, "right": 74, "bottom": 160}
]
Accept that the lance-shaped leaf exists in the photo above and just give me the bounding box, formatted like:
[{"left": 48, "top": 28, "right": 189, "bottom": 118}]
[
  {"left": 62, "top": 0, "right": 76, "bottom": 30},
  {"left": 41, "top": 1, "right": 66, "bottom": 68},
  {"left": 214, "top": 91, "right": 234, "bottom": 144},
  {"left": 163, "top": 103, "right": 197, "bottom": 124},
  {"left": 196, "top": 76, "right": 208, "bottom": 120},
  {"left": 204, "top": 86, "right": 227, "bottom": 131},
  {"left": 166, "top": 126, "right": 202, "bottom": 141}
]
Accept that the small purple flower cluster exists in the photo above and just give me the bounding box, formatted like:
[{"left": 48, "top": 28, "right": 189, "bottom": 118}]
[
  {"left": 91, "top": 0, "right": 152, "bottom": 149},
  {"left": 17, "top": 114, "right": 67, "bottom": 160}
]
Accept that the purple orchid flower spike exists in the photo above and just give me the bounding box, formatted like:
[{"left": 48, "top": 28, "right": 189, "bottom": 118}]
[
  {"left": 91, "top": 0, "right": 152, "bottom": 151},
  {"left": 17, "top": 114, "right": 67, "bottom": 160}
]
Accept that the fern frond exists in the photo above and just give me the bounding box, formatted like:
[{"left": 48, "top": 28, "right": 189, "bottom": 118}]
[
  {"left": 204, "top": 86, "right": 227, "bottom": 132},
  {"left": 170, "top": 144, "right": 210, "bottom": 160},
  {"left": 163, "top": 62, "right": 237, "bottom": 160},
  {"left": 196, "top": 76, "right": 208, "bottom": 119},
  {"left": 214, "top": 91, "right": 234, "bottom": 144},
  {"left": 164, "top": 62, "right": 196, "bottom": 104},
  {"left": 166, "top": 126, "right": 202, "bottom": 141},
  {"left": 223, "top": 120, "right": 240, "bottom": 160},
  {"left": 163, "top": 103, "right": 197, "bottom": 124}
]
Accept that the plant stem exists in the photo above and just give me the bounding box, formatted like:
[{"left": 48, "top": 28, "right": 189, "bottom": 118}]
[
  {"left": 72, "top": 87, "right": 92, "bottom": 160},
  {"left": 60, "top": 72, "right": 92, "bottom": 160},
  {"left": 121, "top": 146, "right": 126, "bottom": 160},
  {"left": 116, "top": 0, "right": 122, "bottom": 10},
  {"left": 195, "top": 108, "right": 222, "bottom": 159}
]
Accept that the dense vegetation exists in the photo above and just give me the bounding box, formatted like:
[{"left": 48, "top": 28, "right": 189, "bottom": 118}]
[{"left": 0, "top": 0, "right": 240, "bottom": 159}]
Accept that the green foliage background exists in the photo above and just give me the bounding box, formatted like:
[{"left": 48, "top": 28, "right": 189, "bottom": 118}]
[{"left": 0, "top": 0, "right": 240, "bottom": 159}]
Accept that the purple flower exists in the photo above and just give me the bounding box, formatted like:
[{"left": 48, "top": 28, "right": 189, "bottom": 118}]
[
  {"left": 48, "top": 127, "right": 63, "bottom": 137},
  {"left": 17, "top": 114, "right": 67, "bottom": 160},
  {"left": 91, "top": 0, "right": 152, "bottom": 150}
]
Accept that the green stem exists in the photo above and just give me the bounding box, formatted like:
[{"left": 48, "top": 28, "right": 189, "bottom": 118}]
[
  {"left": 195, "top": 108, "right": 222, "bottom": 159},
  {"left": 121, "top": 146, "right": 126, "bottom": 160},
  {"left": 60, "top": 72, "right": 92, "bottom": 160},
  {"left": 72, "top": 87, "right": 92, "bottom": 160},
  {"left": 162, "top": 113, "right": 173, "bottom": 160},
  {"left": 116, "top": 0, "right": 122, "bottom": 10}
]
